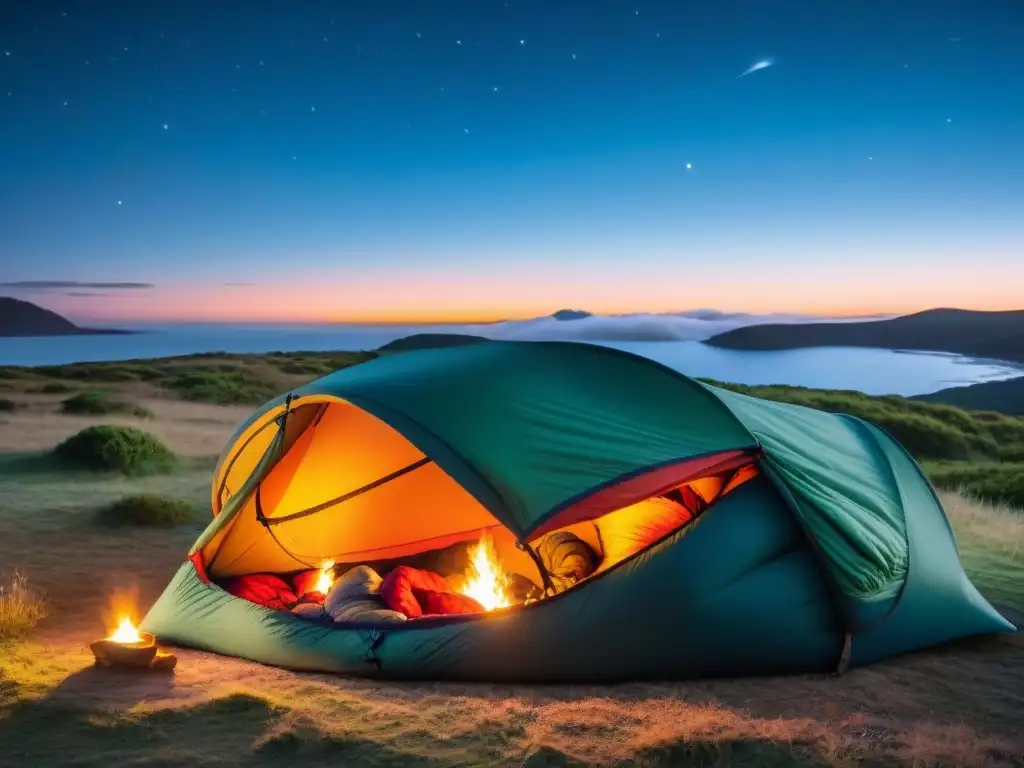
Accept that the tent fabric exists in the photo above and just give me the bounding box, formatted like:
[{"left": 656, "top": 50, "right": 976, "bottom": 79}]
[
  {"left": 702, "top": 385, "right": 911, "bottom": 628},
  {"left": 143, "top": 339, "right": 1015, "bottom": 682}
]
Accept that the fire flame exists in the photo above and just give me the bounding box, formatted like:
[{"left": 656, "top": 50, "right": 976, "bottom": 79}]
[
  {"left": 458, "top": 536, "right": 511, "bottom": 612},
  {"left": 109, "top": 616, "right": 142, "bottom": 644},
  {"left": 315, "top": 559, "right": 335, "bottom": 594}
]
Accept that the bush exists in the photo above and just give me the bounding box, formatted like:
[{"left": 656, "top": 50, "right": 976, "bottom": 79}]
[
  {"left": 162, "top": 371, "right": 278, "bottom": 405},
  {"left": 924, "top": 462, "right": 1024, "bottom": 510},
  {"left": 0, "top": 571, "right": 47, "bottom": 641},
  {"left": 95, "top": 493, "right": 199, "bottom": 527},
  {"left": 53, "top": 425, "right": 177, "bottom": 475},
  {"left": 33, "top": 381, "right": 77, "bottom": 394},
  {"left": 0, "top": 397, "right": 15, "bottom": 412},
  {"left": 60, "top": 390, "right": 152, "bottom": 418}
]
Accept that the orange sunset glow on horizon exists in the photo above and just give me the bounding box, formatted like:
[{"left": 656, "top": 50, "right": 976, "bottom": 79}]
[{"left": 27, "top": 267, "right": 1023, "bottom": 325}]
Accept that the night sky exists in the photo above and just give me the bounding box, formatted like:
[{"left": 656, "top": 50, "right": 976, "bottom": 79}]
[{"left": 1, "top": 1, "right": 1022, "bottom": 323}]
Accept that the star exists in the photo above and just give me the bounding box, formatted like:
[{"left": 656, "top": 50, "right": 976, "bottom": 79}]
[
  {"left": 292, "top": 155, "right": 297, "bottom": 160},
  {"left": 685, "top": 162, "right": 692, "bottom": 170},
  {"left": 868, "top": 156, "right": 874, "bottom": 160},
  {"left": 493, "top": 86, "right": 500, "bottom": 92},
  {"left": 162, "top": 123, "right": 169, "bottom": 130},
  {"left": 323, "top": 37, "right": 329, "bottom": 43},
  {"left": 456, "top": 40, "right": 462, "bottom": 45},
  {"left": 310, "top": 106, "right": 316, "bottom": 112},
  {"left": 519, "top": 39, "right": 525, "bottom": 45},
  {"left": 117, "top": 200, "right": 122, "bottom": 205},
  {"left": 416, "top": 32, "right": 422, "bottom": 39},
  {"left": 572, "top": 53, "right": 577, "bottom": 60},
  {"left": 463, "top": 128, "right": 470, "bottom": 134},
  {"left": 259, "top": 59, "right": 264, "bottom": 66},
  {"left": 235, "top": 63, "right": 241, "bottom": 69},
  {"left": 946, "top": 118, "right": 952, "bottom": 123},
  {"left": 4, "top": 51, "right": 9, "bottom": 57}
]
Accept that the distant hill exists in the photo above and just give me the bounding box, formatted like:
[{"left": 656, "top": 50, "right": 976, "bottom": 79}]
[
  {"left": 378, "top": 333, "right": 487, "bottom": 353},
  {"left": 0, "top": 297, "right": 132, "bottom": 337},
  {"left": 913, "top": 375, "right": 1024, "bottom": 416},
  {"left": 551, "top": 309, "right": 592, "bottom": 321},
  {"left": 704, "top": 308, "right": 1024, "bottom": 363}
]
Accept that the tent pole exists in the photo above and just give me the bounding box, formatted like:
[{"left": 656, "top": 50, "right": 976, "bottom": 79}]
[{"left": 519, "top": 539, "right": 555, "bottom": 596}]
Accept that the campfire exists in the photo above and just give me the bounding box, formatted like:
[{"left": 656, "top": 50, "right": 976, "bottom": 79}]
[
  {"left": 457, "top": 535, "right": 511, "bottom": 612},
  {"left": 315, "top": 559, "right": 336, "bottom": 594},
  {"left": 91, "top": 599, "right": 177, "bottom": 671},
  {"left": 109, "top": 616, "right": 143, "bottom": 644}
]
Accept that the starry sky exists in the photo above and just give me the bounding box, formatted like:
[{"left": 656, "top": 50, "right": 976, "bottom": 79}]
[{"left": 1, "top": 1, "right": 1022, "bottom": 323}]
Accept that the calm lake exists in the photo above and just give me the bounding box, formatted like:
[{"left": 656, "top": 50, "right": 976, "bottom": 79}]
[{"left": 0, "top": 323, "right": 1019, "bottom": 397}]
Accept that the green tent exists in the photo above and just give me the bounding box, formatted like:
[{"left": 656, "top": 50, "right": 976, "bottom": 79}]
[{"left": 143, "top": 340, "right": 1014, "bottom": 681}]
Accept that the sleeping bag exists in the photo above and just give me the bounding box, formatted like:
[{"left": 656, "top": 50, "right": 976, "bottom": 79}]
[
  {"left": 324, "top": 566, "right": 408, "bottom": 625},
  {"left": 221, "top": 573, "right": 298, "bottom": 610},
  {"left": 536, "top": 531, "right": 599, "bottom": 593},
  {"left": 380, "top": 566, "right": 453, "bottom": 618}
]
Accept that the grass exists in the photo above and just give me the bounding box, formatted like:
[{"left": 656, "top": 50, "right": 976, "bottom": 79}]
[
  {"left": 53, "top": 425, "right": 178, "bottom": 476},
  {"left": 95, "top": 493, "right": 199, "bottom": 527},
  {"left": 0, "top": 388, "right": 1021, "bottom": 765},
  {"left": 0, "top": 571, "right": 47, "bottom": 642},
  {"left": 60, "top": 390, "right": 153, "bottom": 418},
  {"left": 0, "top": 349, "right": 376, "bottom": 406}
]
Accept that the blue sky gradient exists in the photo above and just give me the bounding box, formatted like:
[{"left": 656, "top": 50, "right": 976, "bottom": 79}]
[{"left": 1, "top": 1, "right": 1022, "bottom": 321}]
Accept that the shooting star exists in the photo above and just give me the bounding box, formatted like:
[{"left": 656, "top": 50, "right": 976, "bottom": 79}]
[{"left": 738, "top": 58, "right": 774, "bottom": 78}]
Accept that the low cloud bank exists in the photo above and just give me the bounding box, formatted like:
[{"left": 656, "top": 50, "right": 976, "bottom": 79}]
[{"left": 463, "top": 310, "right": 883, "bottom": 343}]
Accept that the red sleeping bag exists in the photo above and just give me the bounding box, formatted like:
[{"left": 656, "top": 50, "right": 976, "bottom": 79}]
[
  {"left": 221, "top": 573, "right": 298, "bottom": 610},
  {"left": 380, "top": 565, "right": 485, "bottom": 618},
  {"left": 413, "top": 588, "right": 484, "bottom": 616}
]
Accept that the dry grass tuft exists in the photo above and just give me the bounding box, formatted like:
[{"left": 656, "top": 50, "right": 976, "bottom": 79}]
[{"left": 0, "top": 571, "right": 47, "bottom": 642}]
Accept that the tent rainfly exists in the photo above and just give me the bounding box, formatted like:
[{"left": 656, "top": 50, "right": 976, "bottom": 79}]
[{"left": 142, "top": 340, "right": 1015, "bottom": 681}]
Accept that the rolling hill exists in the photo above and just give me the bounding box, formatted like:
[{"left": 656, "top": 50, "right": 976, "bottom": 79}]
[
  {"left": 0, "top": 297, "right": 132, "bottom": 338},
  {"left": 704, "top": 308, "right": 1024, "bottom": 363},
  {"left": 913, "top": 375, "right": 1024, "bottom": 416}
]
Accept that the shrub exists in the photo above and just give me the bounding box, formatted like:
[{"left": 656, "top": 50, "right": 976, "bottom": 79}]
[
  {"left": 33, "top": 381, "right": 77, "bottom": 394},
  {"left": 162, "top": 370, "right": 278, "bottom": 405},
  {"left": 60, "top": 390, "right": 152, "bottom": 418},
  {"left": 0, "top": 397, "right": 15, "bottom": 412},
  {"left": 924, "top": 462, "right": 1024, "bottom": 510},
  {"left": 0, "top": 571, "right": 47, "bottom": 641},
  {"left": 95, "top": 493, "right": 199, "bottom": 527},
  {"left": 53, "top": 425, "right": 177, "bottom": 475}
]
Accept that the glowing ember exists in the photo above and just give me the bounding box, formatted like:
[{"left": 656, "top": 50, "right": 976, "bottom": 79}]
[
  {"left": 109, "top": 616, "right": 142, "bottom": 644},
  {"left": 315, "top": 559, "right": 336, "bottom": 594},
  {"left": 458, "top": 536, "right": 511, "bottom": 612}
]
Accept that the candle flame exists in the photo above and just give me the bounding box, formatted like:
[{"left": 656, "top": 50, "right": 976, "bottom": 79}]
[{"left": 109, "top": 616, "right": 142, "bottom": 643}]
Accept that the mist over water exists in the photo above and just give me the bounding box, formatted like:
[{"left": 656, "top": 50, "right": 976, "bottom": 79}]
[{"left": 0, "top": 317, "right": 1018, "bottom": 397}]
